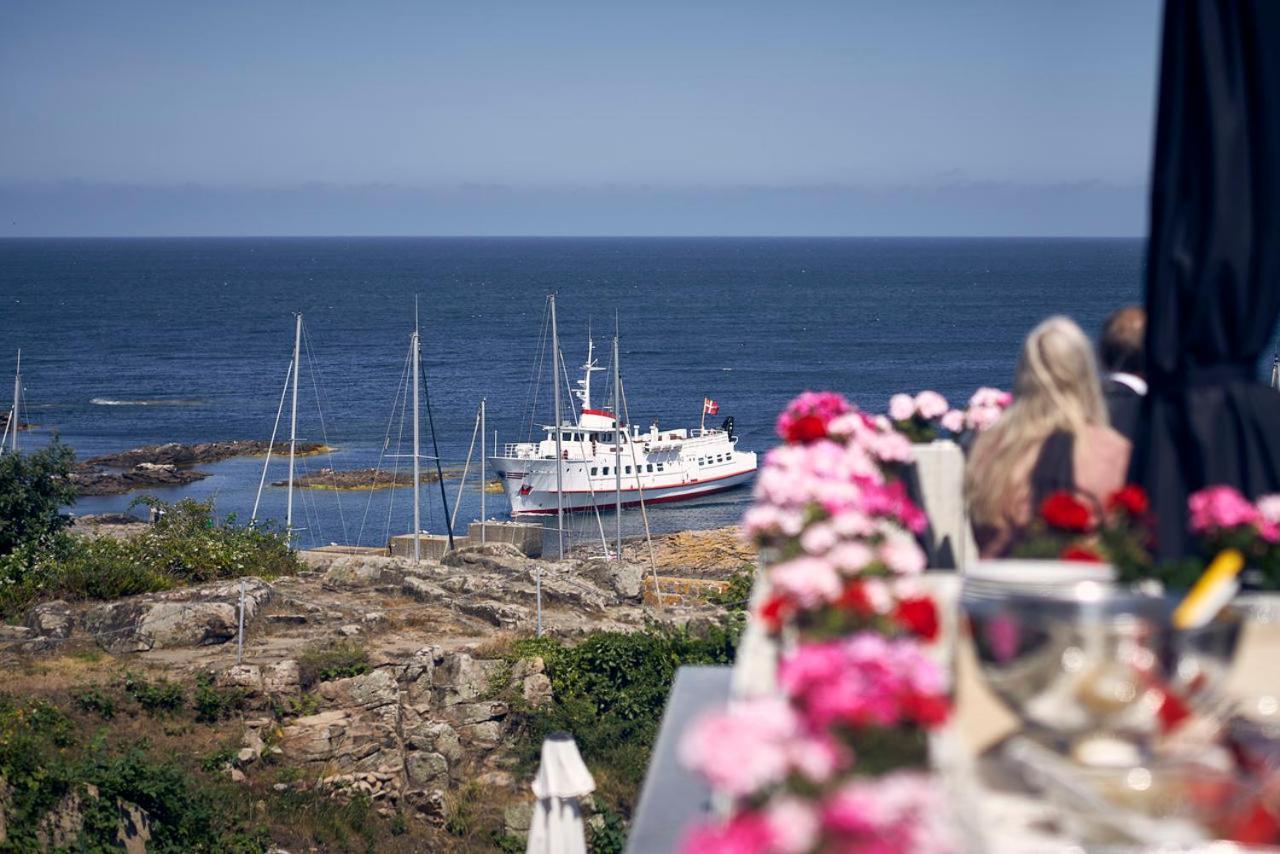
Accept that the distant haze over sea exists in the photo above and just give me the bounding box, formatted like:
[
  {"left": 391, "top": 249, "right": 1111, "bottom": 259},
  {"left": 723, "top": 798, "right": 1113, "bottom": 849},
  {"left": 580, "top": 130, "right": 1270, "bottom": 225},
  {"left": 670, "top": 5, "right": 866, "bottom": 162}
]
[{"left": 1, "top": 236, "right": 1142, "bottom": 547}]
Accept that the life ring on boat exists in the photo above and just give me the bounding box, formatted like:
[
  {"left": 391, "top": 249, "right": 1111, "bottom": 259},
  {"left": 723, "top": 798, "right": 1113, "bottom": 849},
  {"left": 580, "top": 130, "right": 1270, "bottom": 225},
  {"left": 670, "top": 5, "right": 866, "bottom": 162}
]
[
  {"left": 519, "top": 484, "right": 532, "bottom": 496},
  {"left": 562, "top": 450, "right": 569, "bottom": 460}
]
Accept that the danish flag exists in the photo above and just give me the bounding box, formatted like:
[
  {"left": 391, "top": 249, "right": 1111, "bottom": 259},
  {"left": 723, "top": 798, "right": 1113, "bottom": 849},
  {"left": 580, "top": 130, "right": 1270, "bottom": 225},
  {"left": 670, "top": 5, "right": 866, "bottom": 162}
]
[{"left": 703, "top": 398, "right": 719, "bottom": 416}]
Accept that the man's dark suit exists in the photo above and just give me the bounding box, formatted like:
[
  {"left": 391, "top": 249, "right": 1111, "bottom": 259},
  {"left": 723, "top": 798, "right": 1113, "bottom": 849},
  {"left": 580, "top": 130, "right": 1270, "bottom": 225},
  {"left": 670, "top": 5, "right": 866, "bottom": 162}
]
[{"left": 1104, "top": 376, "right": 1142, "bottom": 442}]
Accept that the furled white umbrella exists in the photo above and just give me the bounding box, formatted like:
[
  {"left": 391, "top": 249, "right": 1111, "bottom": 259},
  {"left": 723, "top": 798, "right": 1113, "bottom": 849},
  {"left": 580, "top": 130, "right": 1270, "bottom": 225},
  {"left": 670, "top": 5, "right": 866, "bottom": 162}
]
[{"left": 527, "top": 732, "right": 596, "bottom": 854}]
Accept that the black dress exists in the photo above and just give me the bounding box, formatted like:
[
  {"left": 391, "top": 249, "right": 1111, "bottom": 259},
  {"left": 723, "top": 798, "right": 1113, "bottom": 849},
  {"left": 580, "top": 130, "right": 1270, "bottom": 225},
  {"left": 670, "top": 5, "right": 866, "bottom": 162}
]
[{"left": 1029, "top": 430, "right": 1076, "bottom": 511}]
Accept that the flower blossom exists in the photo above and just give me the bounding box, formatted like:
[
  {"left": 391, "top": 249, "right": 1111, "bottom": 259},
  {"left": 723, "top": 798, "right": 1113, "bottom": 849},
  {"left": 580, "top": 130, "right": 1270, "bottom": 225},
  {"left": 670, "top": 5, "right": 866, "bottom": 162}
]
[
  {"left": 888, "top": 394, "right": 915, "bottom": 422},
  {"left": 679, "top": 697, "right": 844, "bottom": 799},
  {"left": 822, "top": 772, "right": 954, "bottom": 853},
  {"left": 913, "top": 390, "right": 949, "bottom": 420},
  {"left": 1188, "top": 485, "right": 1262, "bottom": 533},
  {"left": 778, "top": 634, "right": 949, "bottom": 731},
  {"left": 770, "top": 556, "right": 842, "bottom": 607},
  {"left": 776, "top": 391, "right": 854, "bottom": 444},
  {"left": 940, "top": 409, "right": 965, "bottom": 433}
]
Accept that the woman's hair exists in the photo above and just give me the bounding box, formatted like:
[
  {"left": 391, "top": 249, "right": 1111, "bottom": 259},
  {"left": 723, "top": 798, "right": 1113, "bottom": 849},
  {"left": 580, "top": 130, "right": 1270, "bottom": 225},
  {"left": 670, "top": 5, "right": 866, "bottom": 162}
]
[{"left": 966, "top": 316, "right": 1109, "bottom": 528}]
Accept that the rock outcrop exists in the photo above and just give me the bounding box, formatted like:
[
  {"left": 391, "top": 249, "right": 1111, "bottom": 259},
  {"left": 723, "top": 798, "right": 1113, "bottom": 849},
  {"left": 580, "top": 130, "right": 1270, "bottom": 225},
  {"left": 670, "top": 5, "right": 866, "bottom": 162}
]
[{"left": 83, "top": 578, "right": 273, "bottom": 653}]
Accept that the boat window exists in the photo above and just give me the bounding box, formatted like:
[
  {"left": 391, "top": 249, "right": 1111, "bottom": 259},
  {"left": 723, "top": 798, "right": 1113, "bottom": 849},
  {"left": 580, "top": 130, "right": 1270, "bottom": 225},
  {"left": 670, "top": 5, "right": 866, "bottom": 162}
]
[
  {"left": 602, "top": 466, "right": 609, "bottom": 475},
  {"left": 626, "top": 466, "right": 632, "bottom": 474},
  {"left": 656, "top": 463, "right": 664, "bottom": 471},
  {"left": 590, "top": 467, "right": 598, "bottom": 476},
  {"left": 647, "top": 464, "right": 654, "bottom": 472}
]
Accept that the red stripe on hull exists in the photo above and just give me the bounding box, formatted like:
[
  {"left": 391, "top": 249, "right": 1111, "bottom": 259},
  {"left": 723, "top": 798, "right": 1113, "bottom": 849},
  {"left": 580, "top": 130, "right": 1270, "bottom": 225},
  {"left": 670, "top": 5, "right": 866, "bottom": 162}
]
[{"left": 511, "top": 478, "right": 752, "bottom": 515}]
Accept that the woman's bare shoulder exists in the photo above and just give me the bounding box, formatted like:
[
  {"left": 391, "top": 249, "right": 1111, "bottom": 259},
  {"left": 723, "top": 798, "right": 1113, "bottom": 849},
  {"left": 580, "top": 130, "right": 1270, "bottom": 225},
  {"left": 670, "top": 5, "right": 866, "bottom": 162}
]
[{"left": 1075, "top": 424, "right": 1133, "bottom": 495}]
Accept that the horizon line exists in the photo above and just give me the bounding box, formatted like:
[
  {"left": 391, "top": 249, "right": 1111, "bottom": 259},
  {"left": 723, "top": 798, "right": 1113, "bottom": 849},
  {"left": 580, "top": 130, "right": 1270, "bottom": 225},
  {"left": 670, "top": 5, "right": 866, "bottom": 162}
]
[{"left": 0, "top": 233, "right": 1148, "bottom": 240}]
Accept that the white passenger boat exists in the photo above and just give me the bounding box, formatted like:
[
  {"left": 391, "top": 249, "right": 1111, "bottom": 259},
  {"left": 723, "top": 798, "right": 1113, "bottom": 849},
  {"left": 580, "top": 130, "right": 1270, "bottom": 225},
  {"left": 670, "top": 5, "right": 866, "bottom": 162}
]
[{"left": 490, "top": 302, "right": 757, "bottom": 516}]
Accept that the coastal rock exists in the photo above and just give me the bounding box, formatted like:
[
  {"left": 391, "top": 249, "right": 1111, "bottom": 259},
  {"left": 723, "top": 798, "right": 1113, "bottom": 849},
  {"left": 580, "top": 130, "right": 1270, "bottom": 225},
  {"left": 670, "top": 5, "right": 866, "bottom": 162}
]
[
  {"left": 455, "top": 600, "right": 529, "bottom": 629},
  {"left": 83, "top": 440, "right": 326, "bottom": 469},
  {"left": 83, "top": 578, "right": 272, "bottom": 653},
  {"left": 440, "top": 542, "right": 530, "bottom": 573},
  {"left": 70, "top": 463, "right": 209, "bottom": 497},
  {"left": 405, "top": 752, "right": 448, "bottom": 786},
  {"left": 263, "top": 660, "right": 301, "bottom": 697},
  {"left": 217, "top": 664, "right": 264, "bottom": 694},
  {"left": 522, "top": 674, "right": 553, "bottom": 708},
  {"left": 434, "top": 654, "right": 505, "bottom": 706}
]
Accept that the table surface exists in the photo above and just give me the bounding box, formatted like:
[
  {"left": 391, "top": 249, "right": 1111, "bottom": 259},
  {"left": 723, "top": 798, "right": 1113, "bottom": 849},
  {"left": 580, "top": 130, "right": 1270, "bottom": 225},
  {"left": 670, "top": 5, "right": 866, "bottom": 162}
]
[{"left": 626, "top": 665, "right": 732, "bottom": 854}]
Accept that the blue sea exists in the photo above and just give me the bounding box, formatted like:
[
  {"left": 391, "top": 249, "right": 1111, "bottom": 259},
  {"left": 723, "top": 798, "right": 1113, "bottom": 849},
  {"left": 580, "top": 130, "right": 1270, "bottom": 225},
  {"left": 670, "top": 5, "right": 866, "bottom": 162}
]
[{"left": 0, "top": 237, "right": 1143, "bottom": 549}]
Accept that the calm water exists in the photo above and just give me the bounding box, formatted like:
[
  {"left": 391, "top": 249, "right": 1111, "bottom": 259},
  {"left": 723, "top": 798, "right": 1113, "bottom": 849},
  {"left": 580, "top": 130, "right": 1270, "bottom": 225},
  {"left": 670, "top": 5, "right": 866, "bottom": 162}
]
[{"left": 0, "top": 237, "right": 1143, "bottom": 549}]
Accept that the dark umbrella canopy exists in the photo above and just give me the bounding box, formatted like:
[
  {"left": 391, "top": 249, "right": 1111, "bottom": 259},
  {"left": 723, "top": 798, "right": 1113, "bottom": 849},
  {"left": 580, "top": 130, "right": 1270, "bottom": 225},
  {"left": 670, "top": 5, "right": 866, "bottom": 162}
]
[{"left": 1132, "top": 0, "right": 1280, "bottom": 560}]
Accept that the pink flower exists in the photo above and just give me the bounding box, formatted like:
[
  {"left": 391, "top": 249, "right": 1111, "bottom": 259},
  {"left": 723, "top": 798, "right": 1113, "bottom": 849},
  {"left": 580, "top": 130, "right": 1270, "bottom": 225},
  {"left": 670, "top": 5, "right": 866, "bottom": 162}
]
[
  {"left": 878, "top": 528, "right": 926, "bottom": 575},
  {"left": 678, "top": 698, "right": 795, "bottom": 798},
  {"left": 969, "top": 387, "right": 1012, "bottom": 409},
  {"left": 860, "top": 480, "right": 927, "bottom": 533},
  {"left": 822, "top": 773, "right": 953, "bottom": 854},
  {"left": 964, "top": 403, "right": 1004, "bottom": 432},
  {"left": 764, "top": 798, "right": 821, "bottom": 854},
  {"left": 1189, "top": 485, "right": 1262, "bottom": 532},
  {"left": 776, "top": 391, "right": 854, "bottom": 444},
  {"left": 829, "top": 541, "right": 875, "bottom": 575},
  {"left": 888, "top": 393, "right": 915, "bottom": 422},
  {"left": 913, "top": 390, "right": 949, "bottom": 420},
  {"left": 778, "top": 634, "right": 949, "bottom": 731},
  {"left": 940, "top": 409, "right": 965, "bottom": 433},
  {"left": 1257, "top": 494, "right": 1280, "bottom": 525},
  {"left": 799, "top": 523, "right": 838, "bottom": 556},
  {"left": 770, "top": 556, "right": 842, "bottom": 607},
  {"left": 682, "top": 811, "right": 777, "bottom": 854}
]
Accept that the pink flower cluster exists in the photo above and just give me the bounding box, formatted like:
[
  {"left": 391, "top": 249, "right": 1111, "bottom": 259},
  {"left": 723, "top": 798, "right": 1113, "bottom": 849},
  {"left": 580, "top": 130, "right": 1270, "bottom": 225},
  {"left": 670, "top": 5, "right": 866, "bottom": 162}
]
[
  {"left": 1188, "top": 485, "right": 1280, "bottom": 543},
  {"left": 888, "top": 390, "right": 949, "bottom": 423},
  {"left": 682, "top": 774, "right": 951, "bottom": 854},
  {"left": 679, "top": 697, "right": 846, "bottom": 798},
  {"left": 776, "top": 391, "right": 854, "bottom": 444},
  {"left": 684, "top": 392, "right": 952, "bottom": 854},
  {"left": 964, "top": 386, "right": 1012, "bottom": 433},
  {"left": 778, "top": 634, "right": 949, "bottom": 730}
]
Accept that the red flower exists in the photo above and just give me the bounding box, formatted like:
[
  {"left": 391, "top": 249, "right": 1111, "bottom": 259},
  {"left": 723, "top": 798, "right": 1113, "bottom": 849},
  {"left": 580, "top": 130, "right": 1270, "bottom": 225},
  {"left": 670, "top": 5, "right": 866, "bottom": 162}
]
[
  {"left": 1059, "top": 545, "right": 1104, "bottom": 563},
  {"left": 836, "top": 581, "right": 876, "bottom": 615},
  {"left": 894, "top": 596, "right": 939, "bottom": 641},
  {"left": 1040, "top": 491, "right": 1093, "bottom": 532},
  {"left": 1107, "top": 484, "right": 1149, "bottom": 517},
  {"left": 783, "top": 413, "right": 829, "bottom": 444},
  {"left": 903, "top": 692, "right": 950, "bottom": 728},
  {"left": 758, "top": 594, "right": 791, "bottom": 633}
]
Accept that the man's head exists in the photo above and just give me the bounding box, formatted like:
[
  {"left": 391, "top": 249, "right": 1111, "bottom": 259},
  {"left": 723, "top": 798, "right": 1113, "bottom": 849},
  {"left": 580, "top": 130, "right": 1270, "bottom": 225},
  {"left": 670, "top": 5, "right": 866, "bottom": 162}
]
[{"left": 1100, "top": 305, "right": 1146, "bottom": 377}]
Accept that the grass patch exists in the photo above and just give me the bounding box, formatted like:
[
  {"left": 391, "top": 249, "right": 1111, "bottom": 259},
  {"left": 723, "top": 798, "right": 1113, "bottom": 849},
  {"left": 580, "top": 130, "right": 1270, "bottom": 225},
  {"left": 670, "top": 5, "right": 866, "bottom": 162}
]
[
  {"left": 297, "top": 639, "right": 369, "bottom": 688},
  {"left": 123, "top": 673, "right": 186, "bottom": 716},
  {"left": 0, "top": 498, "right": 301, "bottom": 619}
]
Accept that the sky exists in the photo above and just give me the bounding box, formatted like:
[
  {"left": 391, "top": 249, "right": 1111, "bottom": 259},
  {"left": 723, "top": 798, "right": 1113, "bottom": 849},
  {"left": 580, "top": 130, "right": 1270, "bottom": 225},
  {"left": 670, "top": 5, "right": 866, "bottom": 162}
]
[{"left": 0, "top": 1, "right": 1163, "bottom": 236}]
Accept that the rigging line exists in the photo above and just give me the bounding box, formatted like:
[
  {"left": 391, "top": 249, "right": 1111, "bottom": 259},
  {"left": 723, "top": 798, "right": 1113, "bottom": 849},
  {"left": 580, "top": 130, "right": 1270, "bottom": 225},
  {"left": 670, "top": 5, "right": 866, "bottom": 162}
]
[
  {"left": 417, "top": 336, "right": 455, "bottom": 549},
  {"left": 450, "top": 404, "right": 482, "bottom": 533},
  {"left": 357, "top": 342, "right": 413, "bottom": 547},
  {"left": 301, "top": 323, "right": 349, "bottom": 545},
  {"left": 524, "top": 300, "right": 552, "bottom": 444},
  {"left": 619, "top": 372, "right": 663, "bottom": 610},
  {"left": 384, "top": 348, "right": 412, "bottom": 548},
  {"left": 252, "top": 357, "right": 294, "bottom": 525},
  {"left": 294, "top": 452, "right": 322, "bottom": 547}
]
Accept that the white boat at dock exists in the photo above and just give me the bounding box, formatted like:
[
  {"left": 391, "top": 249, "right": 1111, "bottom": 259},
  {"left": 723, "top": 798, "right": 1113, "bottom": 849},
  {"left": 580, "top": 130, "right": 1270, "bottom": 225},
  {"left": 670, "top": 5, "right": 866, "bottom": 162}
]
[{"left": 490, "top": 302, "right": 757, "bottom": 516}]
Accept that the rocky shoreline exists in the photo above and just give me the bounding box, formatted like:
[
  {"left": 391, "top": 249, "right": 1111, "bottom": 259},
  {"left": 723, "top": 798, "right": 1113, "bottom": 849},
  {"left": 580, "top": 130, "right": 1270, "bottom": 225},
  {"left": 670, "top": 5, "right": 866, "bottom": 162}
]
[
  {"left": 273, "top": 466, "right": 504, "bottom": 493},
  {"left": 71, "top": 439, "right": 330, "bottom": 497}
]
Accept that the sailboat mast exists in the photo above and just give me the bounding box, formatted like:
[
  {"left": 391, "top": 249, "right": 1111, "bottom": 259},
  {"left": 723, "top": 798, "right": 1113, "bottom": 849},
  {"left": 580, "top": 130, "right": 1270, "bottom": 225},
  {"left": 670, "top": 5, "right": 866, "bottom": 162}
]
[
  {"left": 480, "top": 398, "right": 487, "bottom": 544},
  {"left": 550, "top": 296, "right": 564, "bottom": 561},
  {"left": 286, "top": 315, "right": 301, "bottom": 545},
  {"left": 412, "top": 328, "right": 422, "bottom": 564},
  {"left": 613, "top": 335, "right": 622, "bottom": 559},
  {"left": 9, "top": 349, "right": 20, "bottom": 454}
]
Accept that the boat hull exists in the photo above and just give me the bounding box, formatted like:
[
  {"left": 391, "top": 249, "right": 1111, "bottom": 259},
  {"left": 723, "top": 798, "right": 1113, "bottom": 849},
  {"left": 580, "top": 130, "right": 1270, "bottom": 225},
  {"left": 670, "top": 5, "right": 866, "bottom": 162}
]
[{"left": 492, "top": 465, "right": 756, "bottom": 515}]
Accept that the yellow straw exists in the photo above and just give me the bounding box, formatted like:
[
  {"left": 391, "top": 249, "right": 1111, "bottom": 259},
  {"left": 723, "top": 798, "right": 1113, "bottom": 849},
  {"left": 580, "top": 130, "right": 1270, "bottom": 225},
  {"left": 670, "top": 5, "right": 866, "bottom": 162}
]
[{"left": 1173, "top": 548, "right": 1245, "bottom": 629}]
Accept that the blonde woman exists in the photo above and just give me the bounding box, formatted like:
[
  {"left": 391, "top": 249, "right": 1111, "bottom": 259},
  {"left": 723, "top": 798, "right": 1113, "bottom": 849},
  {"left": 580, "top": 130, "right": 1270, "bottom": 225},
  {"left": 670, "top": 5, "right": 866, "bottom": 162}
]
[{"left": 966, "top": 316, "right": 1131, "bottom": 558}]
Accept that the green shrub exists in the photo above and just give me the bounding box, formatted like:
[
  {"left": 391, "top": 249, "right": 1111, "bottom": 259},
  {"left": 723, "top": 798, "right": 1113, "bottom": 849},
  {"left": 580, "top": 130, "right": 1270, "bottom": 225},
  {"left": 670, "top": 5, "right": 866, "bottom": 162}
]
[
  {"left": 193, "top": 672, "right": 247, "bottom": 723},
  {"left": 73, "top": 686, "right": 117, "bottom": 719},
  {"left": 0, "top": 498, "right": 302, "bottom": 619},
  {"left": 124, "top": 673, "right": 186, "bottom": 715},
  {"left": 0, "top": 440, "right": 77, "bottom": 556},
  {"left": 507, "top": 621, "right": 741, "bottom": 825},
  {"left": 297, "top": 640, "right": 370, "bottom": 688}
]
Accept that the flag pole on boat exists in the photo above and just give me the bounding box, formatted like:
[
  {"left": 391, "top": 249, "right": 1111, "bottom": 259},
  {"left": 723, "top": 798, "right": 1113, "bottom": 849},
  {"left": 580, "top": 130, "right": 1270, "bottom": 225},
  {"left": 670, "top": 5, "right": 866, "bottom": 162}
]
[{"left": 286, "top": 314, "right": 302, "bottom": 546}]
